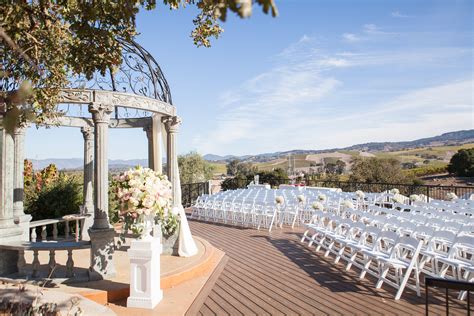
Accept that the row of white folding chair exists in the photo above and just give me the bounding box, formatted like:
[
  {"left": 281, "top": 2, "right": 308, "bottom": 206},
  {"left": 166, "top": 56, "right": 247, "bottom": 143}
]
[
  {"left": 304, "top": 210, "right": 474, "bottom": 276},
  {"left": 367, "top": 204, "right": 473, "bottom": 226},
  {"left": 300, "top": 213, "right": 424, "bottom": 300},
  {"left": 305, "top": 209, "right": 474, "bottom": 280},
  {"left": 356, "top": 210, "right": 473, "bottom": 237}
]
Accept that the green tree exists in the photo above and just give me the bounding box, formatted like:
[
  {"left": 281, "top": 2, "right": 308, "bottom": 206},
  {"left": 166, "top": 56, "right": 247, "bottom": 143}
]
[
  {"left": 1, "top": 1, "right": 277, "bottom": 126},
  {"left": 24, "top": 171, "right": 82, "bottom": 221},
  {"left": 178, "top": 151, "right": 214, "bottom": 184},
  {"left": 447, "top": 148, "right": 474, "bottom": 177},
  {"left": 335, "top": 160, "right": 346, "bottom": 174},
  {"left": 226, "top": 159, "right": 257, "bottom": 176},
  {"left": 349, "top": 157, "right": 417, "bottom": 184},
  {"left": 226, "top": 159, "right": 241, "bottom": 176}
]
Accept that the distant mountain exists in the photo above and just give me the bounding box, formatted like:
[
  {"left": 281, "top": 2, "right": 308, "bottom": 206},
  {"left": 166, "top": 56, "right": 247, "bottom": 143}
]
[
  {"left": 204, "top": 130, "right": 474, "bottom": 163},
  {"left": 203, "top": 154, "right": 251, "bottom": 162},
  {"left": 29, "top": 158, "right": 148, "bottom": 171},
  {"left": 29, "top": 130, "right": 474, "bottom": 169}
]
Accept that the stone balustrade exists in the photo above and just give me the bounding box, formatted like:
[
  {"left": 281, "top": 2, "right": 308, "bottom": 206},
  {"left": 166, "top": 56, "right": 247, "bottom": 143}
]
[
  {"left": 0, "top": 240, "right": 90, "bottom": 279},
  {"left": 29, "top": 214, "right": 89, "bottom": 242}
]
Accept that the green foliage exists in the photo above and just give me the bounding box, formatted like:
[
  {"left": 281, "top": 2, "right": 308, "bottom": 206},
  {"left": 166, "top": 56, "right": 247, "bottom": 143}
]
[
  {"left": 108, "top": 176, "right": 120, "bottom": 224},
  {"left": 221, "top": 173, "right": 248, "bottom": 191},
  {"left": 161, "top": 213, "right": 179, "bottom": 238},
  {"left": 447, "top": 148, "right": 474, "bottom": 177},
  {"left": 255, "top": 168, "right": 289, "bottom": 187},
  {"left": 24, "top": 172, "right": 82, "bottom": 222},
  {"left": 226, "top": 159, "right": 240, "bottom": 176},
  {"left": 324, "top": 160, "right": 346, "bottom": 175},
  {"left": 221, "top": 167, "right": 289, "bottom": 190},
  {"left": 178, "top": 151, "right": 214, "bottom": 184},
  {"left": 226, "top": 159, "right": 257, "bottom": 176},
  {"left": 1, "top": 1, "right": 276, "bottom": 125},
  {"left": 349, "top": 157, "right": 418, "bottom": 184}
]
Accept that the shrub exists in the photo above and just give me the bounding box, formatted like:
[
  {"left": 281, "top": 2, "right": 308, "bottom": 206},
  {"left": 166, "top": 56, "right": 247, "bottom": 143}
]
[
  {"left": 24, "top": 173, "right": 82, "bottom": 221},
  {"left": 178, "top": 152, "right": 214, "bottom": 184},
  {"left": 447, "top": 148, "right": 474, "bottom": 177},
  {"left": 349, "top": 157, "right": 419, "bottom": 184}
]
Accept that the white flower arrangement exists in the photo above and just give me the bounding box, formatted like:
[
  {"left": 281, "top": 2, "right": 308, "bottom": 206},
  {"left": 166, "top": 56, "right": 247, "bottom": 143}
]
[
  {"left": 409, "top": 194, "right": 420, "bottom": 202},
  {"left": 390, "top": 188, "right": 400, "bottom": 195},
  {"left": 318, "top": 194, "right": 327, "bottom": 201},
  {"left": 297, "top": 195, "right": 306, "bottom": 203},
  {"left": 392, "top": 193, "right": 405, "bottom": 204},
  {"left": 113, "top": 166, "right": 177, "bottom": 239},
  {"left": 275, "top": 196, "right": 285, "bottom": 204},
  {"left": 355, "top": 190, "right": 365, "bottom": 199},
  {"left": 312, "top": 202, "right": 324, "bottom": 210},
  {"left": 446, "top": 192, "right": 458, "bottom": 201},
  {"left": 342, "top": 200, "right": 354, "bottom": 209}
]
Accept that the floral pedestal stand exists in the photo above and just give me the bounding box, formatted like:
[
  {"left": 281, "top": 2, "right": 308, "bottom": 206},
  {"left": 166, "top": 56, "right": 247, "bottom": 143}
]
[{"left": 127, "top": 217, "right": 163, "bottom": 309}]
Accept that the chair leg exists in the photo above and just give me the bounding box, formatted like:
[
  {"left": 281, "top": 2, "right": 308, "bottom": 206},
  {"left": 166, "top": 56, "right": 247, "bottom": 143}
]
[
  {"left": 376, "top": 265, "right": 389, "bottom": 289},
  {"left": 360, "top": 257, "right": 372, "bottom": 279},
  {"left": 395, "top": 268, "right": 411, "bottom": 300},
  {"left": 301, "top": 230, "right": 309, "bottom": 242}
]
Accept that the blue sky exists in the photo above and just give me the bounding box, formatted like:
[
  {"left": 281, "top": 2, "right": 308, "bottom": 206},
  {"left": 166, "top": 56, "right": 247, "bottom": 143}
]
[{"left": 26, "top": 0, "right": 473, "bottom": 159}]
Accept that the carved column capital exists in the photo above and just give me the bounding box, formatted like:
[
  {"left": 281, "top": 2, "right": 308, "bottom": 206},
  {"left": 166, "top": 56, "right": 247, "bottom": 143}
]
[
  {"left": 88, "top": 103, "right": 114, "bottom": 124},
  {"left": 12, "top": 126, "right": 26, "bottom": 136},
  {"left": 81, "top": 126, "right": 94, "bottom": 140},
  {"left": 162, "top": 116, "right": 181, "bottom": 134}
]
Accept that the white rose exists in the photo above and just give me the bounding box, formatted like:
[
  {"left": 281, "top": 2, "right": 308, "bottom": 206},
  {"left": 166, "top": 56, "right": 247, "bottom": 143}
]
[
  {"left": 343, "top": 200, "right": 354, "bottom": 209},
  {"left": 275, "top": 196, "right": 284, "bottom": 204},
  {"left": 312, "top": 202, "right": 324, "bottom": 210},
  {"left": 355, "top": 190, "right": 365, "bottom": 198}
]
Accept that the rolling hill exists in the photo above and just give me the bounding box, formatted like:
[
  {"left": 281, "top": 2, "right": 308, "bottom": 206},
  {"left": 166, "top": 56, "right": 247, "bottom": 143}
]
[{"left": 204, "top": 130, "right": 474, "bottom": 163}]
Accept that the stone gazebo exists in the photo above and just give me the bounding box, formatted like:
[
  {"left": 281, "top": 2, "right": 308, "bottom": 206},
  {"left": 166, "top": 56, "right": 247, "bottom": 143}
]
[{"left": 0, "top": 39, "right": 191, "bottom": 278}]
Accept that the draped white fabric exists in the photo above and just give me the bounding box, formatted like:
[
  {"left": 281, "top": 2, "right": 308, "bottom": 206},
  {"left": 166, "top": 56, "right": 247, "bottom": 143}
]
[
  {"left": 177, "top": 204, "right": 198, "bottom": 257},
  {"left": 174, "top": 156, "right": 198, "bottom": 257}
]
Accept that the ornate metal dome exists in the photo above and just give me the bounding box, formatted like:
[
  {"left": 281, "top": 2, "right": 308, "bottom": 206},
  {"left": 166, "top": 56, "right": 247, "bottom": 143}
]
[{"left": 69, "top": 38, "right": 172, "bottom": 105}]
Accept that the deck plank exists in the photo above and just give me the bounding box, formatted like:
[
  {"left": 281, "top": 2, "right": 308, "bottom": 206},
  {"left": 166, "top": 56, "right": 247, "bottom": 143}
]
[{"left": 189, "top": 220, "right": 471, "bottom": 315}]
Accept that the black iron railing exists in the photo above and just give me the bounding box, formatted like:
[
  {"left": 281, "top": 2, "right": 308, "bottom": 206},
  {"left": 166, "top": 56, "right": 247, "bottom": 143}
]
[
  {"left": 425, "top": 277, "right": 473, "bottom": 315},
  {"left": 220, "top": 178, "right": 474, "bottom": 200},
  {"left": 181, "top": 182, "right": 209, "bottom": 208}
]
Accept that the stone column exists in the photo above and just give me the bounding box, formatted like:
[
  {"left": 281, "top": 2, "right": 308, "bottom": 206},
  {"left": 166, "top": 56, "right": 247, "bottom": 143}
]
[
  {"left": 81, "top": 126, "right": 94, "bottom": 241},
  {"left": 152, "top": 115, "right": 163, "bottom": 174},
  {"left": 164, "top": 116, "right": 182, "bottom": 207},
  {"left": 0, "top": 122, "right": 23, "bottom": 275},
  {"left": 13, "top": 126, "right": 31, "bottom": 241},
  {"left": 88, "top": 103, "right": 116, "bottom": 280},
  {"left": 143, "top": 124, "right": 154, "bottom": 169}
]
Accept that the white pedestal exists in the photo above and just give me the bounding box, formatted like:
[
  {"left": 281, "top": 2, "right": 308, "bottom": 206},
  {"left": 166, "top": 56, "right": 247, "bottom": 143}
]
[{"left": 127, "top": 234, "right": 163, "bottom": 309}]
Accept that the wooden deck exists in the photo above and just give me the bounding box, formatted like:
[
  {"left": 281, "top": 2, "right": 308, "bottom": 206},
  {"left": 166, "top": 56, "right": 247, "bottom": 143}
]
[{"left": 188, "top": 219, "right": 471, "bottom": 315}]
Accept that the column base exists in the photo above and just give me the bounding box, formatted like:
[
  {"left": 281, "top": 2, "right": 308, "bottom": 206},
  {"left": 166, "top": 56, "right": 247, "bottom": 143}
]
[
  {"left": 14, "top": 214, "right": 32, "bottom": 241},
  {"left": 0, "top": 225, "right": 24, "bottom": 276},
  {"left": 88, "top": 227, "right": 116, "bottom": 280}
]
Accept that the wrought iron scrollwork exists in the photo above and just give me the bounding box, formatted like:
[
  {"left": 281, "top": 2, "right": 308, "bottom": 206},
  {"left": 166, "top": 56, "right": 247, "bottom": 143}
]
[{"left": 68, "top": 38, "right": 172, "bottom": 106}]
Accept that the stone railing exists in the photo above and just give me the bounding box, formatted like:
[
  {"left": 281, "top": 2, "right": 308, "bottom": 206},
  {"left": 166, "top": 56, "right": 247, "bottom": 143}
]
[
  {"left": 29, "top": 214, "right": 89, "bottom": 242},
  {"left": 1, "top": 241, "right": 91, "bottom": 279},
  {"left": 0, "top": 214, "right": 92, "bottom": 279}
]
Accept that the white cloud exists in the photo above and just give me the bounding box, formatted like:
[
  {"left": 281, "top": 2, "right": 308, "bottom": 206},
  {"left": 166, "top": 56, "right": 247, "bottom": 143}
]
[
  {"left": 343, "top": 24, "right": 396, "bottom": 43},
  {"left": 342, "top": 33, "right": 361, "bottom": 43},
  {"left": 391, "top": 11, "right": 413, "bottom": 18},
  {"left": 193, "top": 35, "right": 473, "bottom": 155}
]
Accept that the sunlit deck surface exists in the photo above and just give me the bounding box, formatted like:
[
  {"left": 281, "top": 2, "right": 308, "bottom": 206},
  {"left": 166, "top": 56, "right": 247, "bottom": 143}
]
[{"left": 188, "top": 219, "right": 470, "bottom": 315}]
